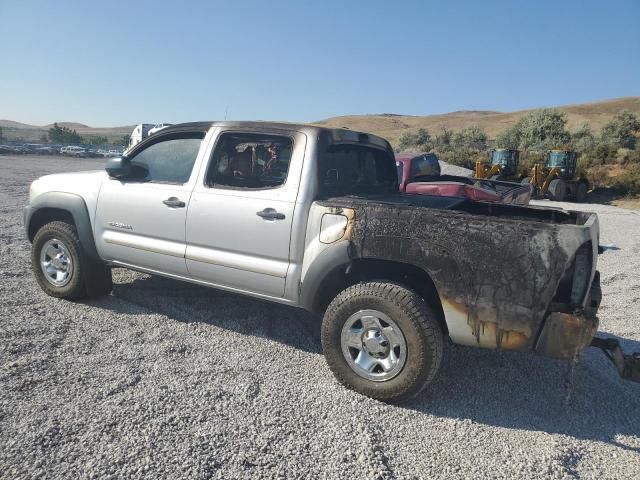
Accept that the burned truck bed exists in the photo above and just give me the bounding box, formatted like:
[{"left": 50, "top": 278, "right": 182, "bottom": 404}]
[
  {"left": 324, "top": 193, "right": 588, "bottom": 224},
  {"left": 319, "top": 194, "right": 600, "bottom": 358}
]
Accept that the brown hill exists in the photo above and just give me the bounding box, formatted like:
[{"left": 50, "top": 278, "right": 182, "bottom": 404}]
[
  {"left": 2, "top": 96, "right": 638, "bottom": 144},
  {"left": 0, "top": 120, "right": 41, "bottom": 129},
  {"left": 0, "top": 121, "right": 135, "bottom": 142},
  {"left": 43, "top": 122, "right": 91, "bottom": 129},
  {"left": 315, "top": 97, "right": 640, "bottom": 144}
]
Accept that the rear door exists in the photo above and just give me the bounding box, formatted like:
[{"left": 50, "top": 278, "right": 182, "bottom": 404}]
[
  {"left": 95, "top": 130, "right": 207, "bottom": 276},
  {"left": 185, "top": 128, "right": 306, "bottom": 296}
]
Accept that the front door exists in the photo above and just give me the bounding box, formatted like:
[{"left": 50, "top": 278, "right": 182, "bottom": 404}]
[
  {"left": 186, "top": 129, "right": 306, "bottom": 297},
  {"left": 95, "top": 131, "right": 206, "bottom": 276}
]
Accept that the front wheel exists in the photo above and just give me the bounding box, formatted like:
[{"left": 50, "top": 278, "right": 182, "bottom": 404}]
[
  {"left": 321, "top": 282, "right": 443, "bottom": 403},
  {"left": 31, "top": 221, "right": 112, "bottom": 300},
  {"left": 548, "top": 178, "right": 567, "bottom": 201},
  {"left": 575, "top": 182, "right": 588, "bottom": 202}
]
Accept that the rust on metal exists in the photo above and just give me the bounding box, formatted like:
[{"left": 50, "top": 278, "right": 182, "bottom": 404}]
[
  {"left": 442, "top": 298, "right": 530, "bottom": 350},
  {"left": 535, "top": 310, "right": 598, "bottom": 359}
]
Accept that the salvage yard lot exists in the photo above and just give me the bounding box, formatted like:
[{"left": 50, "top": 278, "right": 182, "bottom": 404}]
[{"left": 1, "top": 155, "right": 639, "bottom": 478}]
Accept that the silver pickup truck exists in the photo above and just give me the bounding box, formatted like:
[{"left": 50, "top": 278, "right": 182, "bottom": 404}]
[{"left": 24, "top": 121, "right": 639, "bottom": 402}]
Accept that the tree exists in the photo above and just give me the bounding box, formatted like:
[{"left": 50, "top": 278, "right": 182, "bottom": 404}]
[
  {"left": 570, "top": 122, "right": 595, "bottom": 152},
  {"left": 113, "top": 135, "right": 130, "bottom": 147},
  {"left": 451, "top": 125, "right": 487, "bottom": 150},
  {"left": 48, "top": 123, "right": 82, "bottom": 144},
  {"left": 413, "top": 128, "right": 432, "bottom": 150},
  {"left": 40, "top": 133, "right": 49, "bottom": 143},
  {"left": 83, "top": 135, "right": 109, "bottom": 145},
  {"left": 434, "top": 125, "right": 453, "bottom": 148},
  {"left": 494, "top": 109, "right": 570, "bottom": 150},
  {"left": 495, "top": 125, "right": 520, "bottom": 149},
  {"left": 397, "top": 128, "right": 433, "bottom": 152},
  {"left": 600, "top": 110, "right": 640, "bottom": 149},
  {"left": 517, "top": 109, "right": 570, "bottom": 150},
  {"left": 0, "top": 126, "right": 3, "bottom": 143}
]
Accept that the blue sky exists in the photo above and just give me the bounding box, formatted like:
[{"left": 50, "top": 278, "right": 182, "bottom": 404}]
[{"left": 1, "top": 0, "right": 638, "bottom": 126}]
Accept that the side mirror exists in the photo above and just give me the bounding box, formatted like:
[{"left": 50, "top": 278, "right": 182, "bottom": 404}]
[{"left": 105, "top": 157, "right": 131, "bottom": 179}]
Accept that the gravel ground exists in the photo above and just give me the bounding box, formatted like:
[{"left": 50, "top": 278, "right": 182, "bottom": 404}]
[{"left": 1, "top": 155, "right": 639, "bottom": 479}]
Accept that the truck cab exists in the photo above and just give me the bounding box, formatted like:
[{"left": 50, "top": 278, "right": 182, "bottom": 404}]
[
  {"left": 546, "top": 150, "right": 577, "bottom": 179},
  {"left": 490, "top": 148, "right": 520, "bottom": 177}
]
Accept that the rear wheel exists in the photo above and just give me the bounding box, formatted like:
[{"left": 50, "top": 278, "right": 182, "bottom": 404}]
[
  {"left": 548, "top": 178, "right": 567, "bottom": 201},
  {"left": 321, "top": 281, "right": 443, "bottom": 403},
  {"left": 575, "top": 181, "right": 588, "bottom": 202}
]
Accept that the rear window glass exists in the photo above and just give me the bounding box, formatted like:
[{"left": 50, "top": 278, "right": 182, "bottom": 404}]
[
  {"left": 409, "top": 154, "right": 440, "bottom": 179},
  {"left": 319, "top": 144, "right": 397, "bottom": 196}
]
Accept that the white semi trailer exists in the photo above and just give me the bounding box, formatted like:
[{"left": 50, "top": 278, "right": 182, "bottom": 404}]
[{"left": 128, "top": 123, "right": 173, "bottom": 149}]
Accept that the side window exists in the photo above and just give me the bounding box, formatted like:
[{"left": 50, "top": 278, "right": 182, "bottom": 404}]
[
  {"left": 128, "top": 133, "right": 203, "bottom": 184},
  {"left": 205, "top": 132, "right": 293, "bottom": 189}
]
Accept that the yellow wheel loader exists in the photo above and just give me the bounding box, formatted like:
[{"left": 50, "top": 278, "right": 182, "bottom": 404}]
[
  {"left": 524, "top": 150, "right": 589, "bottom": 202},
  {"left": 475, "top": 149, "right": 521, "bottom": 181}
]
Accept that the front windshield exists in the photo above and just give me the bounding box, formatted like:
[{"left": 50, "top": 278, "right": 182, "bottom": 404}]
[
  {"left": 492, "top": 150, "right": 511, "bottom": 166},
  {"left": 547, "top": 152, "right": 568, "bottom": 167}
]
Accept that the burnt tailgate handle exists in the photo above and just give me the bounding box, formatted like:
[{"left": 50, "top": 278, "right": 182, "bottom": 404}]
[
  {"left": 257, "top": 208, "right": 285, "bottom": 220},
  {"left": 163, "top": 197, "right": 186, "bottom": 208}
]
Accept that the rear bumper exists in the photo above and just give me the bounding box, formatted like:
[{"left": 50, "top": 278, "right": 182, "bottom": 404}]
[{"left": 535, "top": 272, "right": 601, "bottom": 359}]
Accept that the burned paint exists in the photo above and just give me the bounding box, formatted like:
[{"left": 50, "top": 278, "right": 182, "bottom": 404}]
[
  {"left": 318, "top": 194, "right": 600, "bottom": 357},
  {"left": 536, "top": 310, "right": 598, "bottom": 359},
  {"left": 323, "top": 206, "right": 355, "bottom": 241},
  {"left": 442, "top": 298, "right": 530, "bottom": 351}
]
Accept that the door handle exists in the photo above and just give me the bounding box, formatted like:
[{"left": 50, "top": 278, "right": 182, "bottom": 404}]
[
  {"left": 256, "top": 208, "right": 285, "bottom": 220},
  {"left": 163, "top": 197, "right": 186, "bottom": 208}
]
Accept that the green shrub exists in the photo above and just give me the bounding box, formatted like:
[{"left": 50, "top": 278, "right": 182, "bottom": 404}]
[{"left": 610, "top": 164, "right": 640, "bottom": 195}]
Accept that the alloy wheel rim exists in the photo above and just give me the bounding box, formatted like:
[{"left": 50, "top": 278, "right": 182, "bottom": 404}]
[
  {"left": 40, "top": 238, "right": 73, "bottom": 287},
  {"left": 341, "top": 309, "right": 407, "bottom": 382}
]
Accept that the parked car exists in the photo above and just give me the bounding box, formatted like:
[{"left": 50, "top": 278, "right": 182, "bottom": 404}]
[
  {"left": 23, "top": 121, "right": 639, "bottom": 402},
  {"left": 396, "top": 153, "right": 532, "bottom": 204},
  {"left": 60, "top": 146, "right": 88, "bottom": 157},
  {"left": 84, "top": 149, "right": 103, "bottom": 158},
  {"left": 35, "top": 146, "right": 58, "bottom": 155},
  {"left": 10, "top": 145, "right": 31, "bottom": 154}
]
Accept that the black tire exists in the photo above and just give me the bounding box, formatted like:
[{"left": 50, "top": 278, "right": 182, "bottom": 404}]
[
  {"left": 575, "top": 181, "right": 588, "bottom": 203},
  {"left": 321, "top": 281, "right": 443, "bottom": 403},
  {"left": 31, "top": 221, "right": 112, "bottom": 300},
  {"left": 548, "top": 178, "right": 566, "bottom": 201}
]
